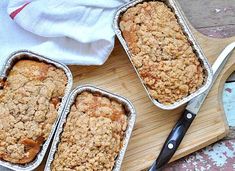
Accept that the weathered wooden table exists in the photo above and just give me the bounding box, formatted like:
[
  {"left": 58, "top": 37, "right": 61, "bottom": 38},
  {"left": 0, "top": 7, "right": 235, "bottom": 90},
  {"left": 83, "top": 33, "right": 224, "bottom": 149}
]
[{"left": 164, "top": 0, "right": 235, "bottom": 170}]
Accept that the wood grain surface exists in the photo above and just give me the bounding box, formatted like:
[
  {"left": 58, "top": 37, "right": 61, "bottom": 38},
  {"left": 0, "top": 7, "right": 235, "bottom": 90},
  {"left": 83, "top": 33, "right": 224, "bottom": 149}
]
[
  {"left": 0, "top": 1, "right": 234, "bottom": 171},
  {"left": 37, "top": 1, "right": 235, "bottom": 171},
  {"left": 35, "top": 28, "right": 235, "bottom": 171},
  {"left": 62, "top": 32, "right": 234, "bottom": 171},
  {"left": 153, "top": 1, "right": 235, "bottom": 170},
  {"left": 178, "top": 0, "right": 235, "bottom": 38}
]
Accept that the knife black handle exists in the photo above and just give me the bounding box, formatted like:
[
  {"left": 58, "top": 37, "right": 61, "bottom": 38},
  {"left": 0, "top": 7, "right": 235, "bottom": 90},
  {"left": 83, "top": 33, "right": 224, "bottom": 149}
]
[{"left": 149, "top": 110, "right": 196, "bottom": 171}]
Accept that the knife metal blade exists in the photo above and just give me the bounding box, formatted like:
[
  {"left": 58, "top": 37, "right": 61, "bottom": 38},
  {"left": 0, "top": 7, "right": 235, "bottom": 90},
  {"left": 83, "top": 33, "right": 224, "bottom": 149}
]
[{"left": 186, "top": 42, "right": 235, "bottom": 115}]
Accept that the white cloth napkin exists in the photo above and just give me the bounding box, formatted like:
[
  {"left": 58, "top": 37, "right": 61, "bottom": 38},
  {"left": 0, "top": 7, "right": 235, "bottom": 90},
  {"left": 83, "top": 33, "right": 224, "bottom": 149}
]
[{"left": 0, "top": 0, "right": 128, "bottom": 69}]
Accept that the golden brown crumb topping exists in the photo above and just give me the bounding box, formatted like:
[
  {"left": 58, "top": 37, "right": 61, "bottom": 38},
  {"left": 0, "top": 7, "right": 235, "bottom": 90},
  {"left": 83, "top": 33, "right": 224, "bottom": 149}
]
[
  {"left": 120, "top": 1, "right": 204, "bottom": 104},
  {"left": 51, "top": 92, "right": 127, "bottom": 171},
  {"left": 0, "top": 59, "right": 67, "bottom": 164}
]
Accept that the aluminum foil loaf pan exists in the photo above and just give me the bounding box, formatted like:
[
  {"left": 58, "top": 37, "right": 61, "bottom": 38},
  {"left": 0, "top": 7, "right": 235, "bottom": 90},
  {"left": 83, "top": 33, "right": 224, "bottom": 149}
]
[
  {"left": 0, "top": 50, "right": 73, "bottom": 171},
  {"left": 45, "top": 85, "right": 136, "bottom": 171},
  {"left": 113, "top": 0, "right": 213, "bottom": 110}
]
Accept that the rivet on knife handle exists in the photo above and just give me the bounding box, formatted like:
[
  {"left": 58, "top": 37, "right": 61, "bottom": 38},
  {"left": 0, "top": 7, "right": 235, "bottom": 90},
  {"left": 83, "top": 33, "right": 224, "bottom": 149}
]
[{"left": 149, "top": 110, "right": 195, "bottom": 171}]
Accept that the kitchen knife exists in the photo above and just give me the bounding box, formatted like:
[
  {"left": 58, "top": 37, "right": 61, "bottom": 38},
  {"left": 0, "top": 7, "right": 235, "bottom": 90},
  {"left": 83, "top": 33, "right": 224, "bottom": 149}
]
[{"left": 149, "top": 42, "right": 235, "bottom": 171}]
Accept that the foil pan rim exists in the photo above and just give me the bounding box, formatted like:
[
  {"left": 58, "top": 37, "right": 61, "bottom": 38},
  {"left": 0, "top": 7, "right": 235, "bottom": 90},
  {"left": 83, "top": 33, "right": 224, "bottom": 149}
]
[
  {"left": 0, "top": 50, "right": 73, "bottom": 171},
  {"left": 113, "top": 0, "right": 213, "bottom": 110},
  {"left": 44, "top": 84, "right": 136, "bottom": 171}
]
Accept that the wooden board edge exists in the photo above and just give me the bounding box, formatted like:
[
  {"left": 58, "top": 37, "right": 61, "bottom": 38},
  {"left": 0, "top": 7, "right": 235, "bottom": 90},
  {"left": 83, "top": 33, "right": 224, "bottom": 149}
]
[{"left": 218, "top": 59, "right": 235, "bottom": 135}]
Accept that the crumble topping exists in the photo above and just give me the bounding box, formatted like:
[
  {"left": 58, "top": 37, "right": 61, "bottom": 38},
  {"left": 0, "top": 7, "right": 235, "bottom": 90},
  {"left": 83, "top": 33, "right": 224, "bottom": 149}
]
[
  {"left": 51, "top": 92, "right": 127, "bottom": 171},
  {"left": 0, "top": 59, "right": 67, "bottom": 164},
  {"left": 120, "top": 1, "right": 204, "bottom": 104}
]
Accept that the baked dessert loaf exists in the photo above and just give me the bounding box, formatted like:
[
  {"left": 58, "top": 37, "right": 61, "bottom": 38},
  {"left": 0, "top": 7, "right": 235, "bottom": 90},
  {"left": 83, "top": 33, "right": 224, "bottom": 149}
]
[
  {"left": 51, "top": 91, "right": 128, "bottom": 171},
  {"left": 119, "top": 1, "right": 204, "bottom": 104},
  {"left": 0, "top": 59, "right": 67, "bottom": 164}
]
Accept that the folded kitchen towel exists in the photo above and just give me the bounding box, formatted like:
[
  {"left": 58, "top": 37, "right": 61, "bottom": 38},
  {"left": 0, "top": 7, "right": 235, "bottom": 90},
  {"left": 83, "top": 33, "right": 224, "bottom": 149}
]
[{"left": 0, "top": 0, "right": 128, "bottom": 69}]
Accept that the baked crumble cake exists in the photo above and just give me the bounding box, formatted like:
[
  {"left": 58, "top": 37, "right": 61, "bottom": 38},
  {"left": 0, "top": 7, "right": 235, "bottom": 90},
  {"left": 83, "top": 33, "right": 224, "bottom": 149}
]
[
  {"left": 0, "top": 60, "right": 67, "bottom": 164},
  {"left": 119, "top": 1, "right": 204, "bottom": 104},
  {"left": 51, "top": 92, "right": 128, "bottom": 171}
]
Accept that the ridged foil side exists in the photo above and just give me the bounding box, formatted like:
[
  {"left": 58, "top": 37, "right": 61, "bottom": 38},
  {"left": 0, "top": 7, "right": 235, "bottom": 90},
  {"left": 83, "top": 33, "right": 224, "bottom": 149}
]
[
  {"left": 0, "top": 50, "right": 73, "bottom": 171},
  {"left": 113, "top": 0, "right": 213, "bottom": 110},
  {"left": 45, "top": 85, "right": 136, "bottom": 171}
]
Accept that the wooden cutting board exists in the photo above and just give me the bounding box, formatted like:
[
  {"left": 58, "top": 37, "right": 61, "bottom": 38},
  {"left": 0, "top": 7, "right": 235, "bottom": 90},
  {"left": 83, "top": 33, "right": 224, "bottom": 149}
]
[{"left": 37, "top": 29, "right": 235, "bottom": 171}]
